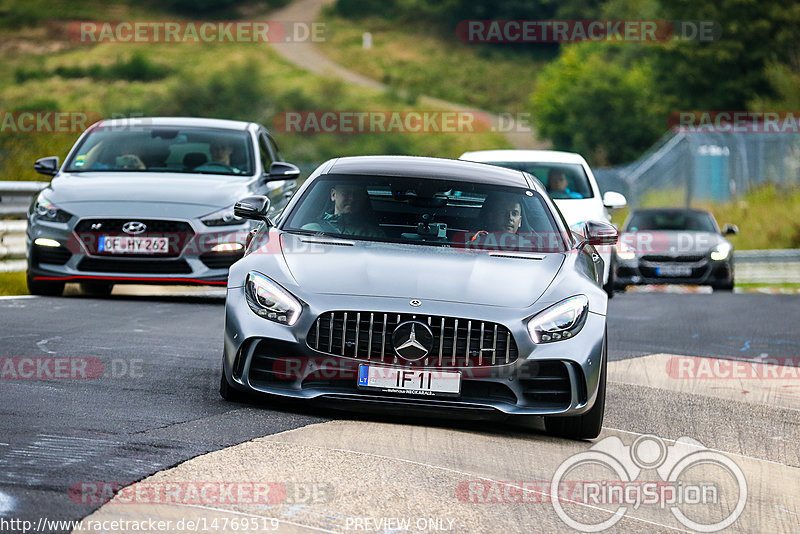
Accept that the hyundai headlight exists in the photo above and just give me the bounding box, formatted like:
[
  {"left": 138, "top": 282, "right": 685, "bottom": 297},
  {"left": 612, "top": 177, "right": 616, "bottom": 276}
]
[
  {"left": 527, "top": 295, "right": 589, "bottom": 343},
  {"left": 32, "top": 192, "right": 72, "bottom": 223},
  {"left": 201, "top": 204, "right": 243, "bottom": 227},
  {"left": 245, "top": 272, "right": 302, "bottom": 326},
  {"left": 711, "top": 242, "right": 732, "bottom": 261}
]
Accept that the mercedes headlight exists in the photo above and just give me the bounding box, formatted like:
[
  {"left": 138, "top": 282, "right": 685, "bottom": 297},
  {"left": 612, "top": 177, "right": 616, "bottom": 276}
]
[
  {"left": 711, "top": 242, "right": 732, "bottom": 261},
  {"left": 201, "top": 204, "right": 243, "bottom": 227},
  {"left": 527, "top": 295, "right": 589, "bottom": 343},
  {"left": 32, "top": 192, "right": 72, "bottom": 223},
  {"left": 615, "top": 241, "right": 636, "bottom": 261},
  {"left": 245, "top": 272, "right": 302, "bottom": 326}
]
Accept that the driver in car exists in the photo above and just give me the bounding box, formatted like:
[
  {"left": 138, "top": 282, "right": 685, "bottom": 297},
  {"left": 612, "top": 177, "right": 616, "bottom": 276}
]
[
  {"left": 302, "top": 183, "right": 386, "bottom": 238},
  {"left": 210, "top": 140, "right": 234, "bottom": 166}
]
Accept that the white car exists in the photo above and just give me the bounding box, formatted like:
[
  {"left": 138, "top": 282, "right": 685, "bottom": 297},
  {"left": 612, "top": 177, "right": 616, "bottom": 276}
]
[{"left": 459, "top": 150, "right": 627, "bottom": 296}]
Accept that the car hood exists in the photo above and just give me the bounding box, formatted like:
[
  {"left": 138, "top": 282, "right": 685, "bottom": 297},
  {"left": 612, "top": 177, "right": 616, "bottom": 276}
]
[
  {"left": 620, "top": 231, "right": 728, "bottom": 254},
  {"left": 279, "top": 234, "right": 565, "bottom": 308},
  {"left": 49, "top": 172, "right": 250, "bottom": 209}
]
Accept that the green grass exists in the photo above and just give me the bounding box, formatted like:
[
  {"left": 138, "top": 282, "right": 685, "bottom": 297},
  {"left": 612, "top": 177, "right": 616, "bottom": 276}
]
[
  {"left": 317, "top": 14, "right": 549, "bottom": 115},
  {"left": 0, "top": 272, "right": 27, "bottom": 296},
  {"left": 695, "top": 185, "right": 800, "bottom": 250},
  {"left": 0, "top": 0, "right": 286, "bottom": 28},
  {"left": 736, "top": 282, "right": 800, "bottom": 290},
  {"left": 0, "top": 0, "right": 150, "bottom": 28}
]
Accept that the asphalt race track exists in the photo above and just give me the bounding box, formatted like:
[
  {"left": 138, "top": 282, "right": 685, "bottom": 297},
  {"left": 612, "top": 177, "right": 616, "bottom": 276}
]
[{"left": 0, "top": 289, "right": 798, "bottom": 533}]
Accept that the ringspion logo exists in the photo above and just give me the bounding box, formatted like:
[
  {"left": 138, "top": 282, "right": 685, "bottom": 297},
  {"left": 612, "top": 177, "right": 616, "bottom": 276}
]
[{"left": 551, "top": 435, "right": 747, "bottom": 532}]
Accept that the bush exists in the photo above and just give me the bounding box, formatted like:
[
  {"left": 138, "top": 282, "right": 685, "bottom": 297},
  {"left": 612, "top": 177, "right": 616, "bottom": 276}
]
[
  {"left": 157, "top": 0, "right": 290, "bottom": 16},
  {"left": 16, "top": 53, "right": 170, "bottom": 83},
  {"left": 14, "top": 68, "right": 48, "bottom": 83},
  {"left": 106, "top": 52, "right": 171, "bottom": 81},
  {"left": 333, "top": 0, "right": 558, "bottom": 26},
  {"left": 334, "top": 0, "right": 394, "bottom": 18},
  {"left": 531, "top": 42, "right": 666, "bottom": 166},
  {"left": 155, "top": 60, "right": 269, "bottom": 121}
]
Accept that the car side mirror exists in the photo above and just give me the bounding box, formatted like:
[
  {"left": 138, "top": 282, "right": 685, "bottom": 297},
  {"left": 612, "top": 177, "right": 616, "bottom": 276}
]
[
  {"left": 34, "top": 156, "right": 59, "bottom": 176},
  {"left": 723, "top": 224, "right": 738, "bottom": 235},
  {"left": 602, "top": 191, "right": 627, "bottom": 209},
  {"left": 267, "top": 161, "right": 300, "bottom": 180},
  {"left": 234, "top": 195, "right": 272, "bottom": 224},
  {"left": 579, "top": 220, "right": 618, "bottom": 248}
]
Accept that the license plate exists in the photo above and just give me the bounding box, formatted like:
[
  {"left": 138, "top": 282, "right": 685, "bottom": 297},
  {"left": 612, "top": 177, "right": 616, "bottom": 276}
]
[
  {"left": 357, "top": 364, "right": 461, "bottom": 396},
  {"left": 98, "top": 236, "right": 169, "bottom": 254},
  {"left": 656, "top": 265, "right": 692, "bottom": 277}
]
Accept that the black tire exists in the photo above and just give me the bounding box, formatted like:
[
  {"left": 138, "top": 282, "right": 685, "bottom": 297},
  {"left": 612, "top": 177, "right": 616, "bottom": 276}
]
[
  {"left": 713, "top": 278, "right": 735, "bottom": 292},
  {"left": 26, "top": 273, "right": 65, "bottom": 296},
  {"left": 80, "top": 282, "right": 113, "bottom": 297},
  {"left": 545, "top": 334, "right": 607, "bottom": 440},
  {"left": 219, "top": 369, "right": 253, "bottom": 403}
]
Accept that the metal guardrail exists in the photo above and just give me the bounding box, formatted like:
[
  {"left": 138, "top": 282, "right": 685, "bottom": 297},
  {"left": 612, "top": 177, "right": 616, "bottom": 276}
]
[
  {"left": 0, "top": 220, "right": 28, "bottom": 273},
  {"left": 734, "top": 249, "right": 800, "bottom": 284},
  {"left": 0, "top": 181, "right": 47, "bottom": 217},
  {"left": 0, "top": 181, "right": 799, "bottom": 283},
  {"left": 1, "top": 182, "right": 46, "bottom": 273}
]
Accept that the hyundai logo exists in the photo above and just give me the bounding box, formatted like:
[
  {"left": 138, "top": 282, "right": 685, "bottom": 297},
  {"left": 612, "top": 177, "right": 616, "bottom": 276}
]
[
  {"left": 122, "top": 221, "right": 147, "bottom": 235},
  {"left": 392, "top": 321, "right": 434, "bottom": 362}
]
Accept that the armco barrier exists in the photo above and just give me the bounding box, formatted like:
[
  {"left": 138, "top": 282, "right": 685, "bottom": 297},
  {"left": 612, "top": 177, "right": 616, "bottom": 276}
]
[
  {"left": 0, "top": 181, "right": 48, "bottom": 218},
  {"left": 734, "top": 249, "right": 800, "bottom": 284},
  {"left": 1, "top": 181, "right": 46, "bottom": 273}
]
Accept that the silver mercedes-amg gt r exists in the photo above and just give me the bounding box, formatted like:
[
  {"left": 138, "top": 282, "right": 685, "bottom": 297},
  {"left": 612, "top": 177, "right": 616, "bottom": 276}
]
[{"left": 221, "top": 156, "right": 618, "bottom": 439}]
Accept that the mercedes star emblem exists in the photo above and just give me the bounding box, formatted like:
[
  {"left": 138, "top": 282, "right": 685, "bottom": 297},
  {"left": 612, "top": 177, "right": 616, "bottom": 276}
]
[{"left": 392, "top": 321, "right": 434, "bottom": 362}]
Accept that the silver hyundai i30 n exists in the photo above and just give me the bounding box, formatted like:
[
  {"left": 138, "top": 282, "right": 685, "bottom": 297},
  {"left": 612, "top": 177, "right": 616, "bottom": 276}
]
[
  {"left": 27, "top": 117, "right": 299, "bottom": 296},
  {"left": 221, "top": 156, "right": 617, "bottom": 440}
]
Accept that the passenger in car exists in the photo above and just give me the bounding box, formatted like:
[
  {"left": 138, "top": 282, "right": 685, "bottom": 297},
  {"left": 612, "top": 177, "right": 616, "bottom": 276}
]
[
  {"left": 301, "top": 183, "right": 386, "bottom": 238},
  {"left": 465, "top": 192, "right": 526, "bottom": 250},
  {"left": 116, "top": 153, "right": 147, "bottom": 170},
  {"left": 470, "top": 192, "right": 557, "bottom": 252}
]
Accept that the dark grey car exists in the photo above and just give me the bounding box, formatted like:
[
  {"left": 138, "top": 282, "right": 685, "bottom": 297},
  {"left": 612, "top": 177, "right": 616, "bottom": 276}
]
[
  {"left": 27, "top": 117, "right": 299, "bottom": 296},
  {"left": 221, "top": 156, "right": 618, "bottom": 440},
  {"left": 614, "top": 208, "right": 737, "bottom": 291}
]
